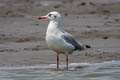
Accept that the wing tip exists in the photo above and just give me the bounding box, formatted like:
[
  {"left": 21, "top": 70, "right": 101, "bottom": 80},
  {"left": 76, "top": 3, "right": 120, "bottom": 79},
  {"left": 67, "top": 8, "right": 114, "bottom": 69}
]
[
  {"left": 85, "top": 45, "right": 91, "bottom": 48},
  {"left": 76, "top": 44, "right": 91, "bottom": 51}
]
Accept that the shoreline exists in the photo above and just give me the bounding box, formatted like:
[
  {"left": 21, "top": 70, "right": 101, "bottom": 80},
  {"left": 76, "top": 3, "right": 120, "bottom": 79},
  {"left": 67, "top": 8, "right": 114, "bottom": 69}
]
[{"left": 0, "top": 0, "right": 120, "bottom": 67}]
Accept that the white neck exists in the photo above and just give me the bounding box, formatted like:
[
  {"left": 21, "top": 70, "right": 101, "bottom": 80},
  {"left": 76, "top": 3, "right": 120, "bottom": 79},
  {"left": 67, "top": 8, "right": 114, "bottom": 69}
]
[
  {"left": 49, "top": 20, "right": 59, "bottom": 28},
  {"left": 46, "top": 20, "right": 61, "bottom": 34},
  {"left": 49, "top": 19, "right": 61, "bottom": 27}
]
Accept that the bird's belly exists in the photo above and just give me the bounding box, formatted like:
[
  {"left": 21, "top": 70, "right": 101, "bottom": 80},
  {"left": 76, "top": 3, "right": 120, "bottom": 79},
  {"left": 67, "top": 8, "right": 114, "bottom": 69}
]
[{"left": 46, "top": 36, "right": 73, "bottom": 53}]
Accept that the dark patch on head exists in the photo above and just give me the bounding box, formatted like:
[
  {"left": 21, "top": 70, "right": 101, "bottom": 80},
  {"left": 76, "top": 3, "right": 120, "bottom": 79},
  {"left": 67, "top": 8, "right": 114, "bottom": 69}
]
[
  {"left": 64, "top": 13, "right": 68, "bottom": 16},
  {"left": 54, "top": 15, "right": 57, "bottom": 18}
]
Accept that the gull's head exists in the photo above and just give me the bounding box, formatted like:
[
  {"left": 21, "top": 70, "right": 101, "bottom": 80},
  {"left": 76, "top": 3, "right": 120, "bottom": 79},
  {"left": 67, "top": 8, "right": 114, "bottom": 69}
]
[{"left": 38, "top": 11, "right": 61, "bottom": 21}]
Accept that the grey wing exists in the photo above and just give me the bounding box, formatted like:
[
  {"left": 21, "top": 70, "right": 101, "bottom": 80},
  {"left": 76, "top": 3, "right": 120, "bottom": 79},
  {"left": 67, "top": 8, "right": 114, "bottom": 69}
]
[{"left": 61, "top": 32, "right": 86, "bottom": 51}]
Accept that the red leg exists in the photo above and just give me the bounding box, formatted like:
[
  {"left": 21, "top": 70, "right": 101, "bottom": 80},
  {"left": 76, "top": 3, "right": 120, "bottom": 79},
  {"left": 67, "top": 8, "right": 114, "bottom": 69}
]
[
  {"left": 57, "top": 54, "right": 59, "bottom": 69},
  {"left": 66, "top": 55, "right": 68, "bottom": 70}
]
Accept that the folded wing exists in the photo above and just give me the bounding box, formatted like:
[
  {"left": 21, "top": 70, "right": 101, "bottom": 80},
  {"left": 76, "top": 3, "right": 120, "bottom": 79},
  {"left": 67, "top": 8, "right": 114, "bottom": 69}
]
[{"left": 61, "top": 32, "right": 86, "bottom": 51}]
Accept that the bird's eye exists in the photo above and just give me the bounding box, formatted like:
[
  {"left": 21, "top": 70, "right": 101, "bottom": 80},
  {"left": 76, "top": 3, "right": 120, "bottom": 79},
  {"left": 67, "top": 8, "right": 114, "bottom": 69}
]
[{"left": 49, "top": 14, "right": 52, "bottom": 16}]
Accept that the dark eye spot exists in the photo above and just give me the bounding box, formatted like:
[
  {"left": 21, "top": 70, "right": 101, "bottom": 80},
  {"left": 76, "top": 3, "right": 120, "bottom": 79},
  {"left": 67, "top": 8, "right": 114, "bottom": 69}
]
[
  {"left": 49, "top": 14, "right": 52, "bottom": 16},
  {"left": 54, "top": 15, "right": 57, "bottom": 18}
]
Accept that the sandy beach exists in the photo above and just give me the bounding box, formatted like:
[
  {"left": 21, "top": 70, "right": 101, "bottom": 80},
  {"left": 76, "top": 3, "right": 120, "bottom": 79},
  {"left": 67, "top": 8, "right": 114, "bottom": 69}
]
[{"left": 0, "top": 0, "right": 120, "bottom": 67}]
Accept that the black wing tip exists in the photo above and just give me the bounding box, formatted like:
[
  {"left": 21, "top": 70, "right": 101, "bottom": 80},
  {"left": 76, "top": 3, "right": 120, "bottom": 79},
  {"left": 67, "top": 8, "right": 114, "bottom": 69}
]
[
  {"left": 75, "top": 45, "right": 86, "bottom": 51},
  {"left": 85, "top": 45, "right": 91, "bottom": 48},
  {"left": 75, "top": 44, "right": 91, "bottom": 51},
  {"left": 75, "top": 45, "right": 91, "bottom": 51}
]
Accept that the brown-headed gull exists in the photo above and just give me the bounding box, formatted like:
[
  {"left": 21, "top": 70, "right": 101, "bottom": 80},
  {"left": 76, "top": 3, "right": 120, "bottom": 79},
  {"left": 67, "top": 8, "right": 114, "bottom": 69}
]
[{"left": 38, "top": 11, "right": 86, "bottom": 70}]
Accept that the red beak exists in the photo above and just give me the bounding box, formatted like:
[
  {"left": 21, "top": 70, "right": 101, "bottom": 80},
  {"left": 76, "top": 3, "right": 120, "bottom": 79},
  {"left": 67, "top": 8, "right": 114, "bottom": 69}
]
[{"left": 38, "top": 16, "right": 46, "bottom": 19}]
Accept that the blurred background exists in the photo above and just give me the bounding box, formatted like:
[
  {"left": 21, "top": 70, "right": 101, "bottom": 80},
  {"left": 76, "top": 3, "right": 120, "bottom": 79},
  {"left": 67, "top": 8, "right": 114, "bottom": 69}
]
[
  {"left": 0, "top": 0, "right": 120, "bottom": 65},
  {"left": 0, "top": 0, "right": 120, "bottom": 17},
  {"left": 0, "top": 0, "right": 120, "bottom": 80}
]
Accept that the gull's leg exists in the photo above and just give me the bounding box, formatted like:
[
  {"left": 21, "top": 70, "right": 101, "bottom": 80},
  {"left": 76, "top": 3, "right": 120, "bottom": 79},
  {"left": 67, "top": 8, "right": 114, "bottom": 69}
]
[
  {"left": 57, "top": 54, "right": 59, "bottom": 69},
  {"left": 66, "top": 55, "right": 68, "bottom": 70}
]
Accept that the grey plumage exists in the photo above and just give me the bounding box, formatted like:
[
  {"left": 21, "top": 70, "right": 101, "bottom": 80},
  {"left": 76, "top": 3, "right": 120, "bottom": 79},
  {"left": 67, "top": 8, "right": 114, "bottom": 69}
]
[{"left": 61, "top": 33, "right": 86, "bottom": 51}]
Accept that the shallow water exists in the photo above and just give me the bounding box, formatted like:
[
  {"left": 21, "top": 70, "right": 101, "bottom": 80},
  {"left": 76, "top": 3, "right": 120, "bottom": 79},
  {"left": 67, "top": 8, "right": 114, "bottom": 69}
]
[{"left": 0, "top": 61, "right": 120, "bottom": 80}]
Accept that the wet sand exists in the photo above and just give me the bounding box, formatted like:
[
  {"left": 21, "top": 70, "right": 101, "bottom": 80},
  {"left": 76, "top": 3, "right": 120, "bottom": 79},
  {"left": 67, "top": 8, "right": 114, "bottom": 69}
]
[{"left": 0, "top": 0, "right": 120, "bottom": 67}]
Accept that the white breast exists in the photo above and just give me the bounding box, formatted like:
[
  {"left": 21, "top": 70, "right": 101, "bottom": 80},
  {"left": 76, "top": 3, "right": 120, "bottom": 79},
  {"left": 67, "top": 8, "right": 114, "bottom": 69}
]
[
  {"left": 46, "top": 34, "right": 74, "bottom": 53},
  {"left": 45, "top": 21, "right": 74, "bottom": 53}
]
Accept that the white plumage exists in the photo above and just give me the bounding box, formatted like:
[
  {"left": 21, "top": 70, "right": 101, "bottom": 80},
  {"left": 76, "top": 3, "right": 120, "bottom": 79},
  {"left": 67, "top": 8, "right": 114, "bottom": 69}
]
[{"left": 39, "top": 11, "right": 86, "bottom": 70}]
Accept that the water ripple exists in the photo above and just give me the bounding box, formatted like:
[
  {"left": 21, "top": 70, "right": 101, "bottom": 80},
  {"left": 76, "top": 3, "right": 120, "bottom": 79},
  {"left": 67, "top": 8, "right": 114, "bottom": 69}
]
[{"left": 0, "top": 60, "right": 120, "bottom": 80}]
